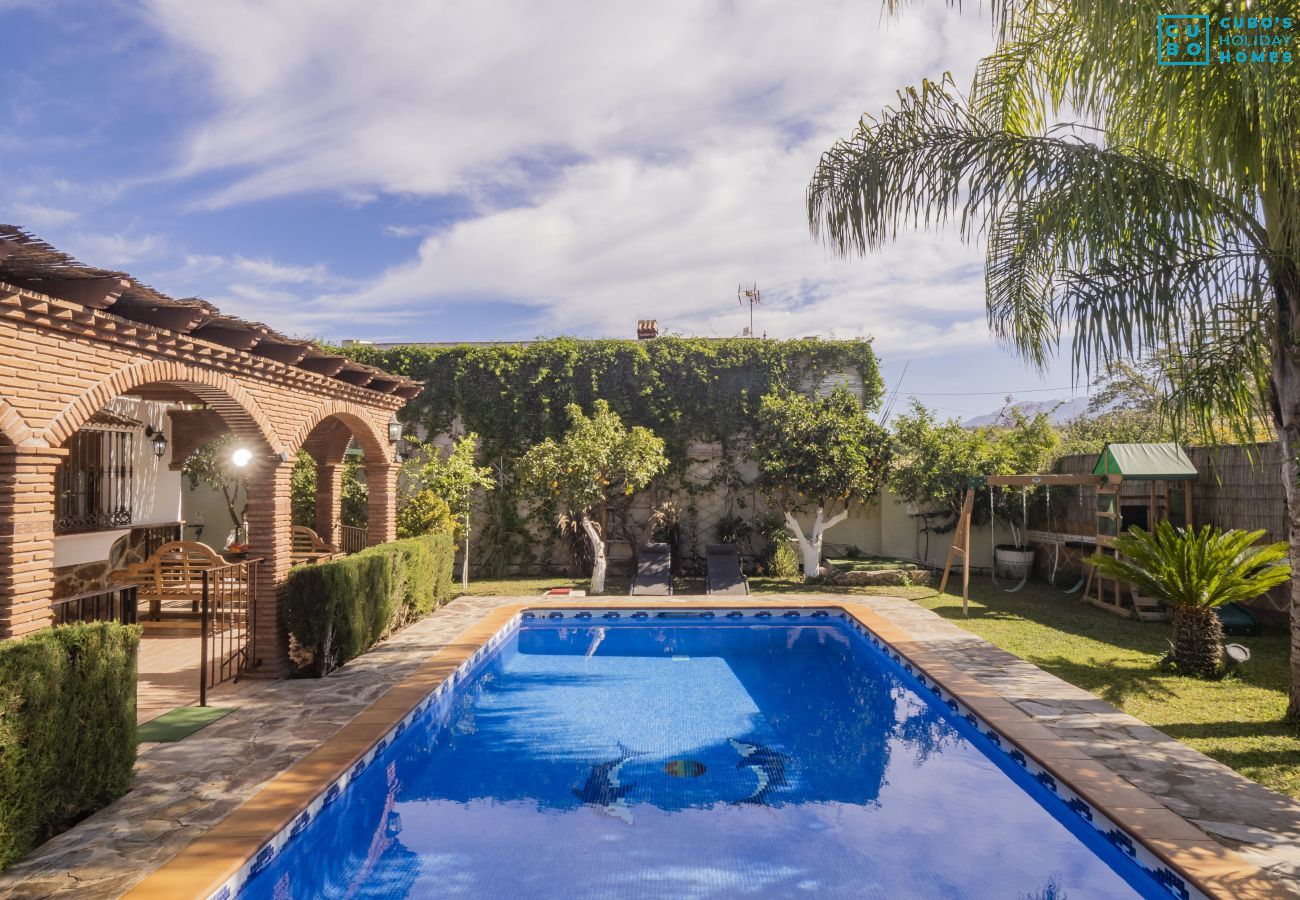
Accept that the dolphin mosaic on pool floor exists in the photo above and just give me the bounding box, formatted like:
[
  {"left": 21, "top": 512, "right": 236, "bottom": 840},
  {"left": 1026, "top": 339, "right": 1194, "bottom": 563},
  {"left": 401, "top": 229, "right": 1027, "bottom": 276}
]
[{"left": 2, "top": 593, "right": 1297, "bottom": 899}]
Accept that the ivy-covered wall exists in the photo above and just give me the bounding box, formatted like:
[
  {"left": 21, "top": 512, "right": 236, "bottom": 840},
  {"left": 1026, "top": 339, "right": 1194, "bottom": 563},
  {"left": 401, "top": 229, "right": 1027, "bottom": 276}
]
[
  {"left": 342, "top": 337, "right": 883, "bottom": 574},
  {"left": 346, "top": 337, "right": 881, "bottom": 460}
]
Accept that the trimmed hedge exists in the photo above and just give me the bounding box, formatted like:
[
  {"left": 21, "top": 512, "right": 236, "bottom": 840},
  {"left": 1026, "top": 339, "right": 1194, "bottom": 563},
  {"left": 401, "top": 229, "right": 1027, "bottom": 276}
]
[
  {"left": 285, "top": 532, "right": 455, "bottom": 676},
  {"left": 0, "top": 622, "right": 140, "bottom": 873}
]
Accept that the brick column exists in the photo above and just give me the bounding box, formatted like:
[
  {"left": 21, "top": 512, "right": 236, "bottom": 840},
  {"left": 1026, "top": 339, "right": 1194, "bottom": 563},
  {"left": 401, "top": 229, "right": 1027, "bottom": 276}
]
[
  {"left": 0, "top": 447, "right": 62, "bottom": 638},
  {"left": 244, "top": 455, "right": 293, "bottom": 675},
  {"left": 314, "top": 462, "right": 343, "bottom": 545},
  {"left": 365, "top": 462, "right": 399, "bottom": 546}
]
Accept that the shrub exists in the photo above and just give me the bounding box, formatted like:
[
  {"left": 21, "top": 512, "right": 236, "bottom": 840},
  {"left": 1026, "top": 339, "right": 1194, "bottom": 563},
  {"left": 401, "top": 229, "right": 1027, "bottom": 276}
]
[
  {"left": 285, "top": 533, "right": 455, "bottom": 676},
  {"left": 1090, "top": 523, "right": 1289, "bottom": 677},
  {"left": 0, "top": 623, "right": 140, "bottom": 872},
  {"left": 770, "top": 541, "right": 800, "bottom": 580},
  {"left": 396, "top": 489, "right": 454, "bottom": 539}
]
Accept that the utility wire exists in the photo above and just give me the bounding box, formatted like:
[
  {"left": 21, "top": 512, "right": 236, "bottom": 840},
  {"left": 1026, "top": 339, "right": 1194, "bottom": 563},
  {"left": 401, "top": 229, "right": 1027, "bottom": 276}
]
[{"left": 900, "top": 386, "right": 1081, "bottom": 396}]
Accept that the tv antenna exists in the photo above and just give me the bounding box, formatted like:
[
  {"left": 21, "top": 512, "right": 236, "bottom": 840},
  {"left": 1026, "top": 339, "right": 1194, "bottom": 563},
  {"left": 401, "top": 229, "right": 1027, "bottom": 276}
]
[{"left": 738, "top": 282, "right": 761, "bottom": 337}]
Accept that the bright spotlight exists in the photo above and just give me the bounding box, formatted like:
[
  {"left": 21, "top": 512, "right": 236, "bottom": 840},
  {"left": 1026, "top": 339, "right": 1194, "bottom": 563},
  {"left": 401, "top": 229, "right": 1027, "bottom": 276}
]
[{"left": 231, "top": 447, "right": 253, "bottom": 468}]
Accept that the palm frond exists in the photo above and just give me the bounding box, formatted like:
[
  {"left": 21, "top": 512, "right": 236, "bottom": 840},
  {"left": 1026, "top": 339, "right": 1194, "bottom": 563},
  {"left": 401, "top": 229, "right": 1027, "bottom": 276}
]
[{"left": 1091, "top": 522, "right": 1290, "bottom": 609}]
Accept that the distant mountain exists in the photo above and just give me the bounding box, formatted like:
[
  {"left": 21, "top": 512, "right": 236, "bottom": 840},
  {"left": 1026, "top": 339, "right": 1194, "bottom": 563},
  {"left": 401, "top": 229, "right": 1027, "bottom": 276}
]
[{"left": 962, "top": 397, "right": 1090, "bottom": 428}]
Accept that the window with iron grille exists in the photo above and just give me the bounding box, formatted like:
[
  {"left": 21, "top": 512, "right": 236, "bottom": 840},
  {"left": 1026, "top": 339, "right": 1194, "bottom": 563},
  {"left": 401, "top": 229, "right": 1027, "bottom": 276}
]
[{"left": 55, "top": 428, "right": 135, "bottom": 533}]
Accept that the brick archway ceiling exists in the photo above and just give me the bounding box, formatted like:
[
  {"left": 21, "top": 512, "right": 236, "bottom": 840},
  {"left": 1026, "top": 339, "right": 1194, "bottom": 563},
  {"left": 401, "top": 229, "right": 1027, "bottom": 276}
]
[{"left": 0, "top": 225, "right": 420, "bottom": 401}]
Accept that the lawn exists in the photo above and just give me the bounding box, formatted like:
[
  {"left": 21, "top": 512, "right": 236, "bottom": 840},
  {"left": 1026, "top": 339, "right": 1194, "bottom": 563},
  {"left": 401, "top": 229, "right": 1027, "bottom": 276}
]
[{"left": 457, "top": 573, "right": 1300, "bottom": 800}]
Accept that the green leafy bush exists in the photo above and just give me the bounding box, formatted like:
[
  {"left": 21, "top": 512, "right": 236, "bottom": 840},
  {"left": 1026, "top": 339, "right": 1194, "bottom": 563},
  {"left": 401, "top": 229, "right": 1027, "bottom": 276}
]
[
  {"left": 889, "top": 400, "right": 1059, "bottom": 536},
  {"left": 397, "top": 489, "right": 455, "bottom": 539},
  {"left": 285, "top": 533, "right": 454, "bottom": 676},
  {"left": 0, "top": 623, "right": 140, "bottom": 872},
  {"left": 769, "top": 541, "right": 800, "bottom": 580}
]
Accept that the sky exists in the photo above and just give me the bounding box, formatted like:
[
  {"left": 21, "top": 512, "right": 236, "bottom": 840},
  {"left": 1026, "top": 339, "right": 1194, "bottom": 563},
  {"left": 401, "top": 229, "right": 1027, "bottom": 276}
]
[{"left": 0, "top": 0, "right": 1086, "bottom": 420}]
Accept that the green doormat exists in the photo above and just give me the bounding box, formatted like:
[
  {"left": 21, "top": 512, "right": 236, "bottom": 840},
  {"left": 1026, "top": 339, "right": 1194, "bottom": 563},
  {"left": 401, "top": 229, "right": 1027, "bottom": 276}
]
[{"left": 137, "top": 706, "right": 236, "bottom": 742}]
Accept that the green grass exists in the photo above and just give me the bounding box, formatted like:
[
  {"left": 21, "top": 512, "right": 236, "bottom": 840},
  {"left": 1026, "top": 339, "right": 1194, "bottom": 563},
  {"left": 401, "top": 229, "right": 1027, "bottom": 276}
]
[
  {"left": 904, "top": 578, "right": 1300, "bottom": 802},
  {"left": 458, "top": 573, "right": 1299, "bottom": 800}
]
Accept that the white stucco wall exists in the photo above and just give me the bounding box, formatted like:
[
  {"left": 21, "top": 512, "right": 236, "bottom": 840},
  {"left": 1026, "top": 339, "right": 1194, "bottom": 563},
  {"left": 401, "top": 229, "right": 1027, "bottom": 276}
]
[
  {"left": 779, "top": 490, "right": 994, "bottom": 572},
  {"left": 52, "top": 397, "right": 184, "bottom": 567},
  {"left": 181, "top": 482, "right": 245, "bottom": 551}
]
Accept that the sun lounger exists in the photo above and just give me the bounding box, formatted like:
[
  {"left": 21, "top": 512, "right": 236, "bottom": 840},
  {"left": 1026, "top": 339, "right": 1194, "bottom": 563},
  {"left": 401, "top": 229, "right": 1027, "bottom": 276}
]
[
  {"left": 630, "top": 543, "right": 673, "bottom": 595},
  {"left": 705, "top": 543, "right": 749, "bottom": 595}
]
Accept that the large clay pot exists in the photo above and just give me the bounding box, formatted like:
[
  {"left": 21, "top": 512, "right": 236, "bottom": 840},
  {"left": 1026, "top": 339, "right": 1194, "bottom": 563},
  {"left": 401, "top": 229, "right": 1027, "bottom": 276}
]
[{"left": 994, "top": 545, "right": 1035, "bottom": 580}]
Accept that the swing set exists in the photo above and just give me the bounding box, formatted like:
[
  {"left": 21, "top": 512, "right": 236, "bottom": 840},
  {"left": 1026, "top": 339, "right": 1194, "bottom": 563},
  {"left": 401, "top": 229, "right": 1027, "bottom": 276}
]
[
  {"left": 939, "top": 443, "right": 1198, "bottom": 619},
  {"left": 939, "top": 473, "right": 1103, "bottom": 617}
]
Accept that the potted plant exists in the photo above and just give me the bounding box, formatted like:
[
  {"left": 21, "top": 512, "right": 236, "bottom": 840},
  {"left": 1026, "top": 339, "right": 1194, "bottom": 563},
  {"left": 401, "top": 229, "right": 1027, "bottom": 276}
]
[
  {"left": 1089, "top": 523, "right": 1289, "bottom": 677},
  {"left": 991, "top": 487, "right": 1035, "bottom": 580}
]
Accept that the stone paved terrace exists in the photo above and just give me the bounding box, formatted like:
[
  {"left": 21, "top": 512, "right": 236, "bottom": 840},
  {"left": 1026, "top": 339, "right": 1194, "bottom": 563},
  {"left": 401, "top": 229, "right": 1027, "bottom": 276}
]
[{"left": 2, "top": 594, "right": 1298, "bottom": 898}]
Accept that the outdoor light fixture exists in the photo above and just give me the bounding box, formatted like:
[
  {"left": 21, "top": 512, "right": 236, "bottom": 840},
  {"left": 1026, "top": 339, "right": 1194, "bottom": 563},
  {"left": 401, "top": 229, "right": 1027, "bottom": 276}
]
[
  {"left": 388, "top": 420, "right": 404, "bottom": 443},
  {"left": 143, "top": 425, "right": 168, "bottom": 459},
  {"left": 231, "top": 447, "right": 253, "bottom": 468},
  {"left": 1224, "top": 643, "right": 1251, "bottom": 671}
]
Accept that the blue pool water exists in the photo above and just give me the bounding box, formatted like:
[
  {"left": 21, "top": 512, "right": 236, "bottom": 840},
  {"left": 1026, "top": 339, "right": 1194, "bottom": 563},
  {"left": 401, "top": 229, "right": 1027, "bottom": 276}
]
[{"left": 239, "top": 615, "right": 1177, "bottom": 899}]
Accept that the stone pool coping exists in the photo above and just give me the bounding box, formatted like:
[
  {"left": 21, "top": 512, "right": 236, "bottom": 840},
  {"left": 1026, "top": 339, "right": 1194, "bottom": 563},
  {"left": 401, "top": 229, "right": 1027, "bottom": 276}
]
[{"left": 123, "top": 599, "right": 1281, "bottom": 900}]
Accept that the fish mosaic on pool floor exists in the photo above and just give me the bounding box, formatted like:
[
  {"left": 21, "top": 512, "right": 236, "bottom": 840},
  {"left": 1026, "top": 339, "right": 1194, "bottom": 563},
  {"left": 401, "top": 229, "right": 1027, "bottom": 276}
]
[
  {"left": 730, "top": 739, "right": 790, "bottom": 805},
  {"left": 572, "top": 738, "right": 793, "bottom": 821},
  {"left": 572, "top": 743, "right": 642, "bottom": 824}
]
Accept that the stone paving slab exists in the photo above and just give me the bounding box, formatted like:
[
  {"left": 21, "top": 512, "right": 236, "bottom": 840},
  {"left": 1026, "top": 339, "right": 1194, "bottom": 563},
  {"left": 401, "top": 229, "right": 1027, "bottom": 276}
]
[
  {"left": 2, "top": 593, "right": 1298, "bottom": 898},
  {"left": 863, "top": 594, "right": 1300, "bottom": 896}
]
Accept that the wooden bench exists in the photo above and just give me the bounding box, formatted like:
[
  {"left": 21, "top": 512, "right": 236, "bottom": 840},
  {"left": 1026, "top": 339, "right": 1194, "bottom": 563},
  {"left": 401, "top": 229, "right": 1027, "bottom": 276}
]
[
  {"left": 291, "top": 526, "right": 340, "bottom": 565},
  {"left": 110, "top": 541, "right": 226, "bottom": 620}
]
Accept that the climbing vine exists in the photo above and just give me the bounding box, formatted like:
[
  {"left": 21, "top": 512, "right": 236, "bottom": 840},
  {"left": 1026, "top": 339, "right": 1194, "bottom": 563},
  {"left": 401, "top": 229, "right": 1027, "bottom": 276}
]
[
  {"left": 343, "top": 337, "right": 881, "bottom": 463},
  {"left": 340, "top": 337, "right": 884, "bottom": 574}
]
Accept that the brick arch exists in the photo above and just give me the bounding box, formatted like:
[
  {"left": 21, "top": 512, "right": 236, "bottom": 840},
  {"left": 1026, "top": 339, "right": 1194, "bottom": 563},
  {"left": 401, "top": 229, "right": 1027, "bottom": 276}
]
[
  {"left": 41, "top": 360, "right": 281, "bottom": 452},
  {"left": 286, "top": 401, "right": 390, "bottom": 464},
  {"left": 0, "top": 396, "right": 33, "bottom": 447}
]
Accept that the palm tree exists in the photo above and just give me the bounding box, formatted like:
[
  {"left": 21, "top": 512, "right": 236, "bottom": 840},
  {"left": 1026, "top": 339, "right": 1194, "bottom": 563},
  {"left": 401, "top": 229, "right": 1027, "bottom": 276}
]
[
  {"left": 808, "top": 1, "right": 1300, "bottom": 715},
  {"left": 1089, "top": 523, "right": 1289, "bottom": 677}
]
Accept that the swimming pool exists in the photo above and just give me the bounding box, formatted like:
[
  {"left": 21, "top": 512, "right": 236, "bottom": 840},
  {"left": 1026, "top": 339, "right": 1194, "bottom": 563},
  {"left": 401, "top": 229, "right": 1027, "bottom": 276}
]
[{"left": 230, "top": 609, "right": 1199, "bottom": 899}]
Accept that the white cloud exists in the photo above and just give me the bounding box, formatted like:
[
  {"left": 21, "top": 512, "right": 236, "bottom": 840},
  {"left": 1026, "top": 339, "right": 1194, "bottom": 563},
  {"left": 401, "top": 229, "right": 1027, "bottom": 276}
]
[
  {"left": 8, "top": 202, "right": 78, "bottom": 230},
  {"left": 318, "top": 140, "right": 992, "bottom": 353},
  {"left": 232, "top": 257, "right": 333, "bottom": 285},
  {"left": 136, "top": 0, "right": 998, "bottom": 353},
  {"left": 146, "top": 0, "right": 989, "bottom": 206},
  {"left": 62, "top": 230, "right": 168, "bottom": 268}
]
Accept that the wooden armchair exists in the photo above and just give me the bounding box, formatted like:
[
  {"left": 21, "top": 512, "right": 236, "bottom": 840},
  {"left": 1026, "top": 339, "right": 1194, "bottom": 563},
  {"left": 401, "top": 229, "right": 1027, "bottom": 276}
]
[
  {"left": 291, "top": 526, "right": 341, "bottom": 565},
  {"left": 110, "top": 541, "right": 226, "bottom": 620}
]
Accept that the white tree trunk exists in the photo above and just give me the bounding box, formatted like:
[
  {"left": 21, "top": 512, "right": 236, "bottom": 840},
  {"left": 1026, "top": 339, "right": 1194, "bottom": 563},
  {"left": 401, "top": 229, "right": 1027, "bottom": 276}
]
[
  {"left": 461, "top": 513, "right": 470, "bottom": 592},
  {"left": 582, "top": 517, "right": 607, "bottom": 594},
  {"left": 783, "top": 507, "right": 849, "bottom": 582}
]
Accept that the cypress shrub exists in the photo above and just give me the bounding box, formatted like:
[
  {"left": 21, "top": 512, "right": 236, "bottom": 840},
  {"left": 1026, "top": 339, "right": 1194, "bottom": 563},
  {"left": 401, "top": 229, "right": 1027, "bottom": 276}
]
[
  {"left": 285, "top": 532, "right": 454, "bottom": 676},
  {"left": 0, "top": 622, "right": 140, "bottom": 873}
]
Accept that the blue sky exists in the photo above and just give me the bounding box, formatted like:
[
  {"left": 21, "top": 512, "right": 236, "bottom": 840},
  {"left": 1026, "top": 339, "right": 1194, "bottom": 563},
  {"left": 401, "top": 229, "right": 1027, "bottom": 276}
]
[{"left": 1, "top": 0, "right": 1083, "bottom": 420}]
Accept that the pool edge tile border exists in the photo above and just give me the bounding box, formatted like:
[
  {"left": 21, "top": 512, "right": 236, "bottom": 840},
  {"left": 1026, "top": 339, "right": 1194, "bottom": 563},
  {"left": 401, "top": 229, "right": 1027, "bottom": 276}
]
[{"left": 123, "top": 599, "right": 1281, "bottom": 900}]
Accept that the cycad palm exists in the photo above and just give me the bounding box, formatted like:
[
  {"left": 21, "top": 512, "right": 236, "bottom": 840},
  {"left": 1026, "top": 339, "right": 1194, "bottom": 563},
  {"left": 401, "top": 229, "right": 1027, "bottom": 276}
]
[
  {"left": 810, "top": 1, "right": 1300, "bottom": 714},
  {"left": 1089, "top": 524, "right": 1289, "bottom": 676}
]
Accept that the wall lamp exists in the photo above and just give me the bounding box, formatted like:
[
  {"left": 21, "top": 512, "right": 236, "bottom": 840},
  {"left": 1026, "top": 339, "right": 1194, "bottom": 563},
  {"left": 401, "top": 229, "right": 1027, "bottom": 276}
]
[{"left": 143, "top": 425, "right": 168, "bottom": 459}]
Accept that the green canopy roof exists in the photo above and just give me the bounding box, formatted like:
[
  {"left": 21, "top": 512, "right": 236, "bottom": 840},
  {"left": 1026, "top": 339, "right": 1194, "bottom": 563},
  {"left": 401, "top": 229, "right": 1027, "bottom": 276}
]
[{"left": 1092, "top": 443, "right": 1198, "bottom": 481}]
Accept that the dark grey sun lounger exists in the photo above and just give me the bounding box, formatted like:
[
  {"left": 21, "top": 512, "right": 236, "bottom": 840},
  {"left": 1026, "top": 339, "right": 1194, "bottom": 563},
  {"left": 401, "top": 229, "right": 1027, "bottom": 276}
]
[
  {"left": 630, "top": 543, "right": 673, "bottom": 595},
  {"left": 705, "top": 543, "right": 749, "bottom": 595}
]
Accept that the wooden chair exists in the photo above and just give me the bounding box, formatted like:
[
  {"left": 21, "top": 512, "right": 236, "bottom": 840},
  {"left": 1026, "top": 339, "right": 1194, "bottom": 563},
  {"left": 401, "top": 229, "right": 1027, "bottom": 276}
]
[
  {"left": 291, "top": 526, "right": 340, "bottom": 565},
  {"left": 110, "top": 541, "right": 225, "bottom": 620}
]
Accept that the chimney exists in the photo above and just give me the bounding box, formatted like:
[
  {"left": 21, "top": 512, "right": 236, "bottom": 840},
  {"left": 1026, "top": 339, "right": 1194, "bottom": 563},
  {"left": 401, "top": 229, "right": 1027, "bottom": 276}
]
[{"left": 637, "top": 319, "right": 659, "bottom": 340}]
